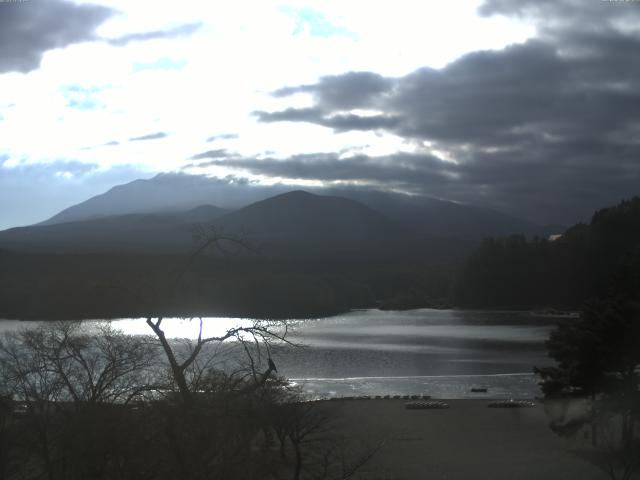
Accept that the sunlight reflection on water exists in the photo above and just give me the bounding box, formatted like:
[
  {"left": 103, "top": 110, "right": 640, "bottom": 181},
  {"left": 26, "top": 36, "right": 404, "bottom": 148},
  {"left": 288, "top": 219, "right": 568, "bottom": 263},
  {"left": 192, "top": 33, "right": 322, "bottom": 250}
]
[
  {"left": 0, "top": 309, "right": 555, "bottom": 398},
  {"left": 92, "top": 317, "right": 258, "bottom": 339}
]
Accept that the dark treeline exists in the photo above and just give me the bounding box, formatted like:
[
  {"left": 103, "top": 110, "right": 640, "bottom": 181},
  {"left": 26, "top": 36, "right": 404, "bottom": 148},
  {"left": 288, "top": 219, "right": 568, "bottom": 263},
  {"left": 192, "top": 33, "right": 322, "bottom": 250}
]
[
  {"left": 0, "top": 251, "right": 452, "bottom": 319},
  {"left": 453, "top": 197, "right": 640, "bottom": 309}
]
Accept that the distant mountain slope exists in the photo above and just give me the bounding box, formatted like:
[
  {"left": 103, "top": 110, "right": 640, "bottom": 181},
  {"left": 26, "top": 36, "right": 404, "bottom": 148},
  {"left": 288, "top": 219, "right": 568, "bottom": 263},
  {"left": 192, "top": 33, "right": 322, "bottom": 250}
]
[
  {"left": 0, "top": 190, "right": 421, "bottom": 259},
  {"left": 327, "top": 188, "right": 556, "bottom": 240},
  {"left": 214, "top": 190, "right": 412, "bottom": 258},
  {"left": 36, "top": 173, "right": 554, "bottom": 243},
  {"left": 0, "top": 191, "right": 415, "bottom": 258},
  {"left": 0, "top": 205, "right": 227, "bottom": 253},
  {"left": 41, "top": 173, "right": 286, "bottom": 225}
]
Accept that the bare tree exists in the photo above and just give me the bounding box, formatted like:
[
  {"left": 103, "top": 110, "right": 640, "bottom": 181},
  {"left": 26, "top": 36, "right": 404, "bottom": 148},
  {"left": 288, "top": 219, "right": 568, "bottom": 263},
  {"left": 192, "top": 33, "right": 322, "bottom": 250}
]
[
  {"left": 145, "top": 316, "right": 291, "bottom": 404},
  {"left": 143, "top": 225, "right": 294, "bottom": 403},
  {"left": 0, "top": 321, "right": 157, "bottom": 406},
  {"left": 269, "top": 397, "right": 383, "bottom": 480},
  {"left": 0, "top": 322, "right": 161, "bottom": 480}
]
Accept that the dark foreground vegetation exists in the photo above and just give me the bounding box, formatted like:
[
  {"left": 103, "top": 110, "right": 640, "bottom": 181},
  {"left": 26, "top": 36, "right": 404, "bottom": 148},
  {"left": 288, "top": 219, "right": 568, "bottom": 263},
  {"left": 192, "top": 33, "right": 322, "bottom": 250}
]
[
  {"left": 0, "top": 321, "right": 379, "bottom": 480},
  {"left": 535, "top": 297, "right": 640, "bottom": 480},
  {"left": 452, "top": 197, "right": 640, "bottom": 477}
]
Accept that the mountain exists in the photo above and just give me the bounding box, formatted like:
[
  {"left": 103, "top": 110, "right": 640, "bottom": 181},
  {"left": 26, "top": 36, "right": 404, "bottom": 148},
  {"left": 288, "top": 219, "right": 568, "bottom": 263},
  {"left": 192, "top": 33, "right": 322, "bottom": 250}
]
[
  {"left": 326, "top": 187, "right": 557, "bottom": 240},
  {"left": 40, "top": 173, "right": 287, "bottom": 225},
  {"left": 0, "top": 205, "right": 227, "bottom": 253},
  {"left": 214, "top": 190, "right": 413, "bottom": 258},
  {"left": 0, "top": 191, "right": 419, "bottom": 258},
  {"left": 37, "top": 173, "right": 555, "bottom": 242}
]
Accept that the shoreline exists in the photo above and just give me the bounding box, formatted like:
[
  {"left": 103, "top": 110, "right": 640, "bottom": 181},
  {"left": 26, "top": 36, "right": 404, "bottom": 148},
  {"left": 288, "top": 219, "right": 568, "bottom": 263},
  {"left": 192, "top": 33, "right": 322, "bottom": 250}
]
[
  {"left": 291, "top": 372, "right": 542, "bottom": 401},
  {"left": 326, "top": 398, "right": 603, "bottom": 480},
  {"left": 0, "top": 306, "right": 580, "bottom": 323}
]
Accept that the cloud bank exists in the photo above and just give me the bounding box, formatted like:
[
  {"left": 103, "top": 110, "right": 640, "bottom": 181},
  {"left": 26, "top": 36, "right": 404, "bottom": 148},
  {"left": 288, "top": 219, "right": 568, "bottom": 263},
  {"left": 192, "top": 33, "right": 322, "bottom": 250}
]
[{"left": 250, "top": 0, "right": 640, "bottom": 224}]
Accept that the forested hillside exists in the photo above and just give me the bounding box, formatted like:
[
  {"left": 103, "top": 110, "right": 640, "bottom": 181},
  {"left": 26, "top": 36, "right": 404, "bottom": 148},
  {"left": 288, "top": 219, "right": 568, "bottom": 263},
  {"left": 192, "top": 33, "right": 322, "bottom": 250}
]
[
  {"left": 0, "top": 250, "right": 451, "bottom": 319},
  {"left": 452, "top": 197, "right": 640, "bottom": 309}
]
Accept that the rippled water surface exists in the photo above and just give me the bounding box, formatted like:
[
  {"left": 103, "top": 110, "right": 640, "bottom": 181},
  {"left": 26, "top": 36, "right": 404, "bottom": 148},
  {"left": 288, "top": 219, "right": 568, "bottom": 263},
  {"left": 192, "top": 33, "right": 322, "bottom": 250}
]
[{"left": 1, "top": 309, "right": 560, "bottom": 398}]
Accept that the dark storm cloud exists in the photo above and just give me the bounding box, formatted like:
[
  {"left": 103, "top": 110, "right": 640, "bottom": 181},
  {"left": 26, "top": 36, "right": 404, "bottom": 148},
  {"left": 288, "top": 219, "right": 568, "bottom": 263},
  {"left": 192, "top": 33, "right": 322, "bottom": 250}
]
[
  {"left": 254, "top": 107, "right": 400, "bottom": 131},
  {"left": 257, "top": 0, "right": 640, "bottom": 224},
  {"left": 128, "top": 132, "right": 168, "bottom": 142},
  {"left": 106, "top": 22, "right": 202, "bottom": 47},
  {"left": 478, "top": 0, "right": 632, "bottom": 25},
  {"left": 212, "top": 152, "right": 456, "bottom": 189},
  {"left": 268, "top": 39, "right": 640, "bottom": 147},
  {"left": 217, "top": 144, "right": 640, "bottom": 225},
  {"left": 273, "top": 72, "right": 393, "bottom": 110},
  {"left": 0, "top": 0, "right": 114, "bottom": 73},
  {"left": 318, "top": 113, "right": 401, "bottom": 131}
]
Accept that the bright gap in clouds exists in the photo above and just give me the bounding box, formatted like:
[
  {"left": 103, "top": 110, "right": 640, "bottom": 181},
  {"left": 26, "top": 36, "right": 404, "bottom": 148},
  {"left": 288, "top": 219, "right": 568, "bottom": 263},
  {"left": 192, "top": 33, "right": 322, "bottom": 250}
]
[
  {"left": 0, "top": 0, "right": 535, "bottom": 170},
  {"left": 0, "top": 0, "right": 537, "bottom": 229}
]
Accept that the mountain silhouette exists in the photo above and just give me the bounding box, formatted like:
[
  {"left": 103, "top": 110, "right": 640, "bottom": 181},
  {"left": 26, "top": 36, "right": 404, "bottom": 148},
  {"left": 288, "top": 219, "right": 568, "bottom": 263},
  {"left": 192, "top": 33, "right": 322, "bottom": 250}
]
[
  {"left": 0, "top": 205, "right": 227, "bottom": 253},
  {"left": 0, "top": 191, "right": 419, "bottom": 258},
  {"left": 325, "top": 187, "right": 557, "bottom": 240},
  {"left": 40, "top": 173, "right": 285, "bottom": 225},
  {"left": 35, "top": 173, "right": 555, "bottom": 242},
  {"left": 213, "top": 190, "right": 411, "bottom": 259}
]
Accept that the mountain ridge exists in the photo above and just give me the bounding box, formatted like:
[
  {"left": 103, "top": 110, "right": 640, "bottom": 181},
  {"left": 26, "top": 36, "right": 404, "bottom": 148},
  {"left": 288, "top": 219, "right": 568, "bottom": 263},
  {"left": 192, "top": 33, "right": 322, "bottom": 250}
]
[
  {"left": 32, "top": 173, "right": 557, "bottom": 242},
  {"left": 0, "top": 190, "right": 421, "bottom": 259},
  {"left": 212, "top": 189, "right": 413, "bottom": 259}
]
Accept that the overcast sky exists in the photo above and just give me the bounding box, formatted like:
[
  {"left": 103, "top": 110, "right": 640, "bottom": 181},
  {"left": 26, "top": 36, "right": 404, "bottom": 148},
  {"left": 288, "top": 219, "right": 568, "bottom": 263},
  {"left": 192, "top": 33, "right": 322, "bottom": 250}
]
[{"left": 1, "top": 0, "right": 639, "bottom": 229}]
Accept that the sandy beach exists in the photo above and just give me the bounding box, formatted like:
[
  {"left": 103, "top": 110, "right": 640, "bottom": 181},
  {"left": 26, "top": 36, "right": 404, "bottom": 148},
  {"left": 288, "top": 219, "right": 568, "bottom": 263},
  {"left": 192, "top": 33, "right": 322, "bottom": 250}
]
[{"left": 326, "top": 399, "right": 610, "bottom": 480}]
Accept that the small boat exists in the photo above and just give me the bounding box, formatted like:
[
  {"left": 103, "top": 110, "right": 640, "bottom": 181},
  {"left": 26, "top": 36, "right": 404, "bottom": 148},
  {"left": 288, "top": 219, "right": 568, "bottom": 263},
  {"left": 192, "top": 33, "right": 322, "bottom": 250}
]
[
  {"left": 471, "top": 388, "right": 488, "bottom": 393},
  {"left": 405, "top": 401, "right": 449, "bottom": 410},
  {"left": 488, "top": 399, "right": 535, "bottom": 408}
]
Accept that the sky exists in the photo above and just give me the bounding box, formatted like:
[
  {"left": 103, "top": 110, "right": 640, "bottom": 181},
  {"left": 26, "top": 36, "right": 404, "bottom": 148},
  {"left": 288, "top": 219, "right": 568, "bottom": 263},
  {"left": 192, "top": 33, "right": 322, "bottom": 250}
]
[{"left": 1, "top": 0, "right": 639, "bottom": 229}]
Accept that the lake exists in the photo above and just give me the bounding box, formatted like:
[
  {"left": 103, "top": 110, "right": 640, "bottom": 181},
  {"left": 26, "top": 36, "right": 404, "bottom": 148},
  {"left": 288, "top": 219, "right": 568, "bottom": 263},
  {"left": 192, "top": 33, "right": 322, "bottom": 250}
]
[{"left": 0, "top": 309, "right": 560, "bottom": 399}]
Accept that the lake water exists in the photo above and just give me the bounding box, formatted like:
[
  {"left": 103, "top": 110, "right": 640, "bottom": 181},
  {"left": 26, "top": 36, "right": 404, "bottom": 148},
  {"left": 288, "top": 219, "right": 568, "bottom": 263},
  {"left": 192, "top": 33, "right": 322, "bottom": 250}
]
[{"left": 0, "top": 309, "right": 560, "bottom": 399}]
